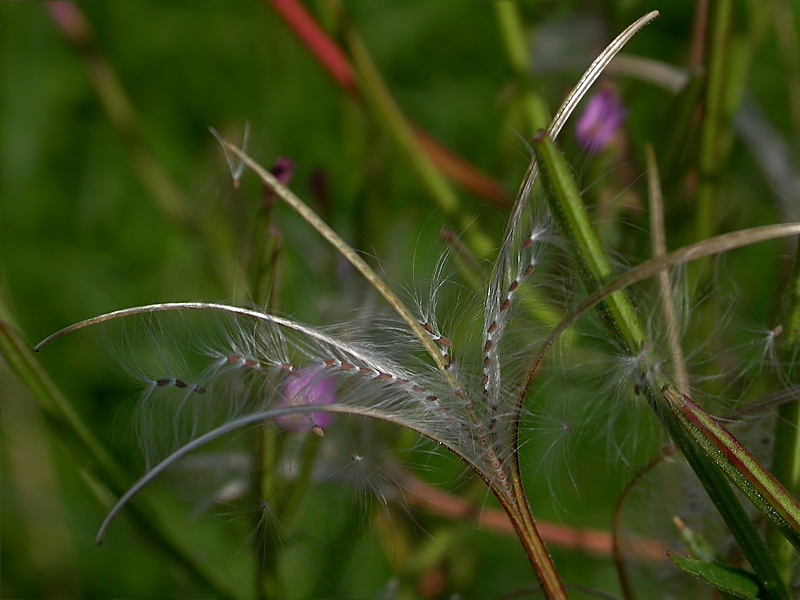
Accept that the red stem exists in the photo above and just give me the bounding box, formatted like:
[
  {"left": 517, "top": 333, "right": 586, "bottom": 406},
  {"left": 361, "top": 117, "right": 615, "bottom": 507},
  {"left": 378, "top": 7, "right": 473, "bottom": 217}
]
[{"left": 269, "top": 0, "right": 508, "bottom": 205}]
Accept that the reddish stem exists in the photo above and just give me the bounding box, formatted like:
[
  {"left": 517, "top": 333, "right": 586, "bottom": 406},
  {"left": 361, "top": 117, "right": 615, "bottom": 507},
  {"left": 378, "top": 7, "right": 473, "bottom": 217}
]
[
  {"left": 269, "top": 0, "right": 508, "bottom": 205},
  {"left": 402, "top": 473, "right": 667, "bottom": 562},
  {"left": 271, "top": 0, "right": 357, "bottom": 95}
]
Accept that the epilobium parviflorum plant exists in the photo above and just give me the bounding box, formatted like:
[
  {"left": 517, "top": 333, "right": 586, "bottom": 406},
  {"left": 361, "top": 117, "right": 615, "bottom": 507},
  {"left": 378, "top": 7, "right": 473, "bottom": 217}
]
[{"left": 9, "top": 5, "right": 800, "bottom": 600}]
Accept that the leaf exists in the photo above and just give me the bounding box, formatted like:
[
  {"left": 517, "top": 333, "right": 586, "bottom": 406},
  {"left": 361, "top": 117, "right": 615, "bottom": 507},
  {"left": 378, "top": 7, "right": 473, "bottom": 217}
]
[
  {"left": 674, "top": 518, "right": 718, "bottom": 563},
  {"left": 663, "top": 386, "right": 800, "bottom": 552},
  {"left": 668, "top": 553, "right": 763, "bottom": 599}
]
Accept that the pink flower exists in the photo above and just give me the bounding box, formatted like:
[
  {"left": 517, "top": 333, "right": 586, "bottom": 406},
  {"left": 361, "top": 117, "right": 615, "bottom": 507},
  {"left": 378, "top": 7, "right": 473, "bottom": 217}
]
[
  {"left": 276, "top": 367, "right": 335, "bottom": 436},
  {"left": 47, "top": 2, "right": 90, "bottom": 44},
  {"left": 575, "top": 88, "right": 627, "bottom": 154},
  {"left": 270, "top": 156, "right": 294, "bottom": 186},
  {"left": 264, "top": 156, "right": 294, "bottom": 203}
]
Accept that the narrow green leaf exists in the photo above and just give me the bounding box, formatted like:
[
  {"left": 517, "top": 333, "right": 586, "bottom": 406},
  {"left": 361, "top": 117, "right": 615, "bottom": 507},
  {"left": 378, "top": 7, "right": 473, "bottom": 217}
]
[
  {"left": 0, "top": 312, "right": 122, "bottom": 484},
  {"left": 675, "top": 519, "right": 719, "bottom": 564},
  {"left": 668, "top": 553, "right": 762, "bottom": 599},
  {"left": 664, "top": 386, "right": 800, "bottom": 552},
  {"left": 343, "top": 21, "right": 493, "bottom": 257}
]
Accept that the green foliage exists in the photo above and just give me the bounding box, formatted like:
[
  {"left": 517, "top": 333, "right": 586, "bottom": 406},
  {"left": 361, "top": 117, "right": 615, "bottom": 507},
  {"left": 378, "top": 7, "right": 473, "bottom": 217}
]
[
  {"left": 668, "top": 553, "right": 763, "bottom": 600},
  {"left": 4, "top": 2, "right": 800, "bottom": 599}
]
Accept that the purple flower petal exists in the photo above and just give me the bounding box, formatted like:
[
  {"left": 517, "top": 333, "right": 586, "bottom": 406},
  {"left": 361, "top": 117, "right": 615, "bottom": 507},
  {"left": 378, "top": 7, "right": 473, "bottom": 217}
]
[
  {"left": 264, "top": 156, "right": 294, "bottom": 204},
  {"left": 270, "top": 156, "right": 294, "bottom": 186},
  {"left": 575, "top": 88, "right": 627, "bottom": 154},
  {"left": 276, "top": 367, "right": 336, "bottom": 434}
]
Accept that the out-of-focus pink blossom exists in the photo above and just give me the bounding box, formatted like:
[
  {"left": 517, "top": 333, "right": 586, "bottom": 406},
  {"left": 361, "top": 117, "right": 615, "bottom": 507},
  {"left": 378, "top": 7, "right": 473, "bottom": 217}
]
[
  {"left": 47, "top": 1, "right": 90, "bottom": 44},
  {"left": 264, "top": 156, "right": 294, "bottom": 203},
  {"left": 270, "top": 156, "right": 294, "bottom": 186},
  {"left": 575, "top": 88, "right": 627, "bottom": 154},
  {"left": 276, "top": 367, "right": 335, "bottom": 436}
]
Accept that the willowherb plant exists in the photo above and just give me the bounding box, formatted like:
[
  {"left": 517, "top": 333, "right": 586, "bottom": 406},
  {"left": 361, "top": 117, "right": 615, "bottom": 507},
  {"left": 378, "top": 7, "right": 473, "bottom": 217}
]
[{"left": 35, "top": 9, "right": 800, "bottom": 599}]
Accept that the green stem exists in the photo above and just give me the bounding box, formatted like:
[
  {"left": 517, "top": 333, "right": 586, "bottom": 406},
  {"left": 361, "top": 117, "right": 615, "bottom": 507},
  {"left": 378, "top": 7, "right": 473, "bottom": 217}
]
[
  {"left": 769, "top": 242, "right": 800, "bottom": 578},
  {"left": 494, "top": 1, "right": 550, "bottom": 132},
  {"left": 0, "top": 303, "right": 237, "bottom": 599},
  {"left": 664, "top": 387, "right": 800, "bottom": 551},
  {"left": 695, "top": 0, "right": 733, "bottom": 245},
  {"left": 532, "top": 132, "right": 790, "bottom": 598},
  {"left": 251, "top": 425, "right": 282, "bottom": 600},
  {"left": 532, "top": 131, "right": 646, "bottom": 351},
  {"left": 770, "top": 401, "right": 800, "bottom": 578},
  {"left": 493, "top": 1, "right": 571, "bottom": 335},
  {"left": 655, "top": 390, "right": 790, "bottom": 600},
  {"left": 342, "top": 20, "right": 493, "bottom": 258}
]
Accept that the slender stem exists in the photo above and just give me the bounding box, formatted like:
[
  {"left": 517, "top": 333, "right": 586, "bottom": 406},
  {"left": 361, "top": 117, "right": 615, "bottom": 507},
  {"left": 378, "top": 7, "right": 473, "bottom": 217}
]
[
  {"left": 612, "top": 449, "right": 673, "bottom": 600},
  {"left": 494, "top": 1, "right": 550, "bottom": 132},
  {"left": 252, "top": 426, "right": 282, "bottom": 600},
  {"left": 492, "top": 0, "right": 571, "bottom": 333},
  {"left": 655, "top": 389, "right": 790, "bottom": 600},
  {"left": 770, "top": 399, "right": 800, "bottom": 577},
  {"left": 494, "top": 11, "right": 660, "bottom": 351},
  {"left": 646, "top": 145, "right": 689, "bottom": 393},
  {"left": 516, "top": 221, "right": 800, "bottom": 416},
  {"left": 269, "top": 0, "right": 508, "bottom": 205},
  {"left": 690, "top": 0, "right": 710, "bottom": 67},
  {"left": 769, "top": 242, "right": 800, "bottom": 577},
  {"left": 342, "top": 20, "right": 493, "bottom": 257},
  {"left": 244, "top": 203, "right": 284, "bottom": 598},
  {"left": 531, "top": 131, "right": 791, "bottom": 598},
  {"left": 532, "top": 132, "right": 646, "bottom": 351},
  {"left": 0, "top": 304, "right": 237, "bottom": 599},
  {"left": 664, "top": 387, "right": 800, "bottom": 549},
  {"left": 694, "top": 0, "right": 733, "bottom": 245},
  {"left": 497, "top": 478, "right": 568, "bottom": 600},
  {"left": 223, "top": 142, "right": 464, "bottom": 394}
]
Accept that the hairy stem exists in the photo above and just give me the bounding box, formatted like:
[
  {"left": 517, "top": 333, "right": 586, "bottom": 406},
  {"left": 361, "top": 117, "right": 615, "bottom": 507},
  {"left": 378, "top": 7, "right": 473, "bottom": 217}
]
[{"left": 532, "top": 131, "right": 790, "bottom": 598}]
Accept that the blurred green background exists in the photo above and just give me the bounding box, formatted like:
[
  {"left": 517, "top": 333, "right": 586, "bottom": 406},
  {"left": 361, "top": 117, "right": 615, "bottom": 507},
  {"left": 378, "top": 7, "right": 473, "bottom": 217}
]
[{"left": 2, "top": 1, "right": 799, "bottom": 598}]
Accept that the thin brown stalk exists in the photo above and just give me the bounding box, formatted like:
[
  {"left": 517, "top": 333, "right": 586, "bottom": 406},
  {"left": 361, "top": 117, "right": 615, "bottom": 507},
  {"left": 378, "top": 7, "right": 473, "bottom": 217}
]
[
  {"left": 646, "top": 145, "right": 689, "bottom": 394},
  {"left": 690, "top": 0, "right": 710, "bottom": 67},
  {"left": 222, "top": 142, "right": 464, "bottom": 394},
  {"left": 612, "top": 447, "right": 676, "bottom": 600}
]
